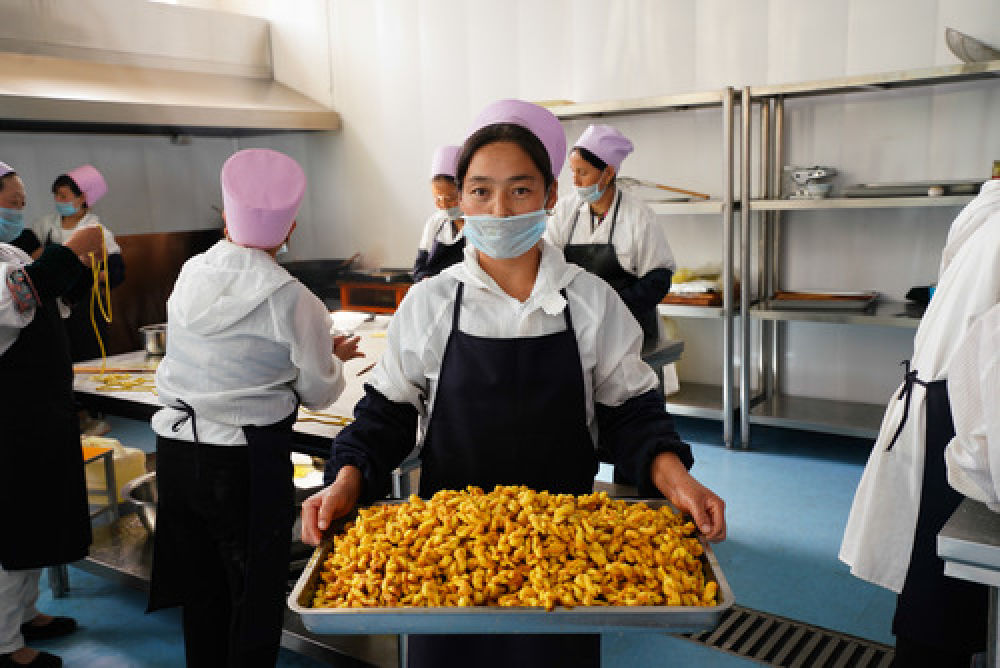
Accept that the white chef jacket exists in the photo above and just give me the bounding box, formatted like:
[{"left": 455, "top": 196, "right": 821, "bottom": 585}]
[
  {"left": 368, "top": 238, "right": 658, "bottom": 448},
  {"left": 945, "top": 302, "right": 1000, "bottom": 512},
  {"left": 840, "top": 180, "right": 1000, "bottom": 592},
  {"left": 545, "top": 187, "right": 677, "bottom": 277},
  {"left": 939, "top": 180, "right": 1000, "bottom": 276},
  {"left": 152, "top": 240, "right": 346, "bottom": 446},
  {"left": 33, "top": 212, "right": 121, "bottom": 255},
  {"left": 416, "top": 210, "right": 463, "bottom": 253},
  {"left": 0, "top": 244, "right": 35, "bottom": 356}
]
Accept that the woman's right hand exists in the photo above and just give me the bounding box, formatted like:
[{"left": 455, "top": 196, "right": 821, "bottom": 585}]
[
  {"left": 63, "top": 225, "right": 104, "bottom": 267},
  {"left": 301, "top": 465, "right": 363, "bottom": 545},
  {"left": 333, "top": 334, "right": 364, "bottom": 362}
]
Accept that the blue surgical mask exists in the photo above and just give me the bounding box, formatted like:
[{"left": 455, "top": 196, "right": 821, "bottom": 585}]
[
  {"left": 56, "top": 201, "right": 78, "bottom": 217},
  {"left": 446, "top": 206, "right": 463, "bottom": 220},
  {"left": 463, "top": 206, "right": 549, "bottom": 260},
  {"left": 575, "top": 180, "right": 606, "bottom": 204},
  {"left": 0, "top": 208, "right": 25, "bottom": 243}
]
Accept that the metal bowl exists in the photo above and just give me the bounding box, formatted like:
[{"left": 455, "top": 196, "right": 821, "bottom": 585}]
[
  {"left": 139, "top": 324, "right": 167, "bottom": 356},
  {"left": 946, "top": 27, "right": 1000, "bottom": 64},
  {"left": 123, "top": 471, "right": 157, "bottom": 533}
]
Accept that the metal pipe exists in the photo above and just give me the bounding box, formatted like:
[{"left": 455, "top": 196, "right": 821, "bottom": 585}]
[
  {"left": 722, "top": 86, "right": 735, "bottom": 449},
  {"left": 771, "top": 98, "right": 785, "bottom": 398},
  {"left": 740, "top": 87, "right": 752, "bottom": 448},
  {"left": 758, "top": 99, "right": 771, "bottom": 404}
]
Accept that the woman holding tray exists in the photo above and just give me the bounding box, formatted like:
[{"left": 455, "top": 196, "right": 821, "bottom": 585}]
[{"left": 302, "top": 99, "right": 726, "bottom": 668}]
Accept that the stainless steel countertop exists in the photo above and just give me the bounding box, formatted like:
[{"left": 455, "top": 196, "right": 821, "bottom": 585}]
[{"left": 938, "top": 498, "right": 1000, "bottom": 586}]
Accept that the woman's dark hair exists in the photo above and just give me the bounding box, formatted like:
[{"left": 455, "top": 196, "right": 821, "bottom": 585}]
[
  {"left": 456, "top": 123, "right": 554, "bottom": 191},
  {"left": 51, "top": 174, "right": 87, "bottom": 208},
  {"left": 573, "top": 146, "right": 616, "bottom": 184},
  {"left": 0, "top": 171, "right": 17, "bottom": 192}
]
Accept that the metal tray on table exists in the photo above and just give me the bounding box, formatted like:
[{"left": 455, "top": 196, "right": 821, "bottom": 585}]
[
  {"left": 288, "top": 499, "right": 733, "bottom": 635},
  {"left": 767, "top": 290, "right": 878, "bottom": 311}
]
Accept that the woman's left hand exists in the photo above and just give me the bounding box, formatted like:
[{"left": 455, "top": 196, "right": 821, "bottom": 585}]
[{"left": 650, "top": 452, "right": 727, "bottom": 542}]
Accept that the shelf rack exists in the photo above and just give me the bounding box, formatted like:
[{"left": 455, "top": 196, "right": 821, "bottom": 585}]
[
  {"left": 551, "top": 89, "right": 738, "bottom": 445},
  {"left": 739, "top": 59, "right": 1000, "bottom": 447}
]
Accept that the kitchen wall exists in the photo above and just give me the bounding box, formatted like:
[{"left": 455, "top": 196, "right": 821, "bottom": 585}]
[{"left": 3, "top": 0, "right": 999, "bottom": 404}]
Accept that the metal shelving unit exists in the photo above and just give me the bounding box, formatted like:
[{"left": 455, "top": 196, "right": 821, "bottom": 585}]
[
  {"left": 739, "top": 60, "right": 1000, "bottom": 447},
  {"left": 552, "top": 89, "right": 739, "bottom": 445}
]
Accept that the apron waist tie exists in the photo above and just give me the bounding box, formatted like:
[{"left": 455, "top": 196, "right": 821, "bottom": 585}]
[
  {"left": 886, "top": 360, "right": 931, "bottom": 452},
  {"left": 170, "top": 399, "right": 201, "bottom": 476}
]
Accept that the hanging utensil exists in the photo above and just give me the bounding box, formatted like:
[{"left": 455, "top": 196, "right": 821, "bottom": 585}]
[{"left": 617, "top": 176, "right": 710, "bottom": 200}]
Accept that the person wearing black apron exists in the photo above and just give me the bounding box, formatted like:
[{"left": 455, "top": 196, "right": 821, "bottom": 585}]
[
  {"left": 885, "top": 369, "right": 988, "bottom": 666},
  {"left": 840, "top": 176, "right": 1000, "bottom": 665},
  {"left": 303, "top": 99, "right": 726, "bottom": 668},
  {"left": 1, "top": 226, "right": 105, "bottom": 668},
  {"left": 147, "top": 149, "right": 358, "bottom": 667},
  {"left": 548, "top": 125, "right": 676, "bottom": 353},
  {"left": 36, "top": 166, "right": 125, "bottom": 364},
  {"left": 413, "top": 145, "right": 466, "bottom": 281}
]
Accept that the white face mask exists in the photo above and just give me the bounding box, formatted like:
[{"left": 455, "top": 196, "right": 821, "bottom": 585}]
[
  {"left": 462, "top": 199, "right": 549, "bottom": 260},
  {"left": 575, "top": 181, "right": 606, "bottom": 204}
]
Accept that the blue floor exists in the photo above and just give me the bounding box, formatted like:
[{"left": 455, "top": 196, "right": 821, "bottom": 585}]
[{"left": 29, "top": 415, "right": 894, "bottom": 666}]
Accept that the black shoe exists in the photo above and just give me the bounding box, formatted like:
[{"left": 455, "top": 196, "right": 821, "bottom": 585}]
[
  {"left": 0, "top": 651, "right": 63, "bottom": 667},
  {"left": 19, "top": 616, "right": 77, "bottom": 642}
]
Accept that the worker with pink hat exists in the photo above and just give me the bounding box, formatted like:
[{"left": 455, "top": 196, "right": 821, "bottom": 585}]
[
  {"left": 148, "top": 148, "right": 363, "bottom": 667},
  {"left": 302, "top": 100, "right": 726, "bottom": 668},
  {"left": 547, "top": 124, "right": 677, "bottom": 352},
  {"left": 412, "top": 144, "right": 466, "bottom": 280},
  {"left": 32, "top": 163, "right": 125, "bottom": 363}
]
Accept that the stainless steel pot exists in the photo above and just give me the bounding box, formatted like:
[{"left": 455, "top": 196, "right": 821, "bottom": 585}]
[
  {"left": 139, "top": 324, "right": 166, "bottom": 356},
  {"left": 123, "top": 471, "right": 157, "bottom": 533}
]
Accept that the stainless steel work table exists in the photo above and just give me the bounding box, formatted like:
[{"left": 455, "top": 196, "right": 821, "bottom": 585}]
[{"left": 937, "top": 498, "right": 1000, "bottom": 667}]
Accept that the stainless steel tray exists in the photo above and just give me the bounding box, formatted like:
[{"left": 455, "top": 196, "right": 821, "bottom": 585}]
[
  {"left": 288, "top": 499, "right": 733, "bottom": 635},
  {"left": 767, "top": 290, "right": 877, "bottom": 311},
  {"left": 842, "top": 180, "right": 980, "bottom": 197}
]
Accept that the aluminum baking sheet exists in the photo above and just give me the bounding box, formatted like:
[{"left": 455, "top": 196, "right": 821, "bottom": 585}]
[
  {"left": 767, "top": 290, "right": 877, "bottom": 311},
  {"left": 288, "top": 499, "right": 733, "bottom": 635}
]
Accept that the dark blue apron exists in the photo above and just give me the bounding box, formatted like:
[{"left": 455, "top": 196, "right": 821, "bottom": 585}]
[
  {"left": 888, "top": 364, "right": 988, "bottom": 659},
  {"left": 0, "top": 292, "right": 91, "bottom": 570},
  {"left": 422, "top": 219, "right": 466, "bottom": 280},
  {"left": 148, "top": 408, "right": 296, "bottom": 665},
  {"left": 562, "top": 190, "right": 658, "bottom": 348},
  {"left": 407, "top": 281, "right": 600, "bottom": 667}
]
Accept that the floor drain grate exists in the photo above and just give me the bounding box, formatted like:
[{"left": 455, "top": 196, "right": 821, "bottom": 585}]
[{"left": 678, "top": 605, "right": 894, "bottom": 667}]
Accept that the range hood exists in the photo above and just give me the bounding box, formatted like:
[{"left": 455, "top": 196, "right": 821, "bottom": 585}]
[{"left": 0, "top": 0, "right": 339, "bottom": 136}]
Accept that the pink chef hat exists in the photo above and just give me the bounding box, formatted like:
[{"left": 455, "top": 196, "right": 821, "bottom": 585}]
[
  {"left": 0, "top": 161, "right": 13, "bottom": 178},
  {"left": 430, "top": 145, "right": 460, "bottom": 179},
  {"left": 66, "top": 164, "right": 108, "bottom": 206},
  {"left": 574, "top": 124, "right": 634, "bottom": 170},
  {"left": 466, "top": 99, "right": 567, "bottom": 178},
  {"left": 221, "top": 148, "right": 306, "bottom": 249}
]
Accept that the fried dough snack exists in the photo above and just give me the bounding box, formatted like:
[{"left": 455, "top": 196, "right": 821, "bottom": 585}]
[{"left": 312, "top": 486, "right": 717, "bottom": 611}]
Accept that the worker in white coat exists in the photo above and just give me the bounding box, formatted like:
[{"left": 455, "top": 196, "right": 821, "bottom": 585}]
[
  {"left": 946, "top": 301, "right": 1000, "bottom": 512},
  {"left": 301, "top": 99, "right": 725, "bottom": 668},
  {"left": 412, "top": 145, "right": 465, "bottom": 281},
  {"left": 1, "top": 221, "right": 105, "bottom": 668},
  {"left": 148, "top": 149, "right": 362, "bottom": 667},
  {"left": 840, "top": 175, "right": 1000, "bottom": 666},
  {"left": 546, "top": 124, "right": 676, "bottom": 353},
  {"left": 33, "top": 165, "right": 124, "bottom": 362}
]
